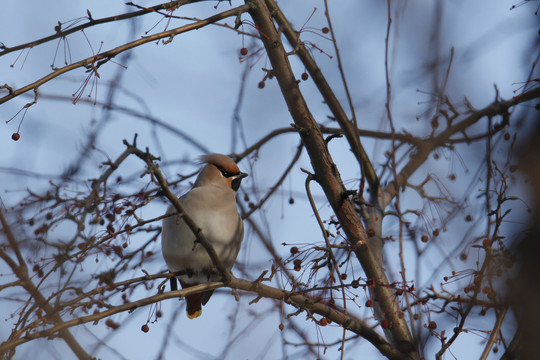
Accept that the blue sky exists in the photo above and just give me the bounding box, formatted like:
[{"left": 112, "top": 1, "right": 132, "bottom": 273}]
[{"left": 0, "top": 1, "right": 538, "bottom": 359}]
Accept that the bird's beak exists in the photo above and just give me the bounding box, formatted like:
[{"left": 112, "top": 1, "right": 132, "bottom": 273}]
[{"left": 231, "top": 172, "right": 248, "bottom": 192}]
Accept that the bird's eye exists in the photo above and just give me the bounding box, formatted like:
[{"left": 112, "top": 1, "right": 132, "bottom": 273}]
[{"left": 216, "top": 166, "right": 234, "bottom": 178}]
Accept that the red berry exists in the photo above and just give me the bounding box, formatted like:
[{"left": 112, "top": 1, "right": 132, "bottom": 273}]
[
  {"left": 240, "top": 47, "right": 248, "bottom": 56},
  {"left": 340, "top": 273, "right": 347, "bottom": 280},
  {"left": 290, "top": 246, "right": 299, "bottom": 255},
  {"left": 428, "top": 321, "right": 437, "bottom": 330},
  {"left": 258, "top": 81, "right": 265, "bottom": 89},
  {"left": 301, "top": 72, "right": 309, "bottom": 81},
  {"left": 11, "top": 133, "right": 20, "bottom": 141},
  {"left": 322, "top": 27, "right": 330, "bottom": 34},
  {"left": 365, "top": 299, "right": 373, "bottom": 307},
  {"left": 319, "top": 318, "right": 328, "bottom": 326},
  {"left": 421, "top": 235, "right": 429, "bottom": 243},
  {"left": 279, "top": 323, "right": 284, "bottom": 331},
  {"left": 141, "top": 324, "right": 149, "bottom": 333},
  {"left": 381, "top": 320, "right": 389, "bottom": 329}
]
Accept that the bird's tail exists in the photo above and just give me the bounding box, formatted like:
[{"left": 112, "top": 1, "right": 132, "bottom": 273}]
[{"left": 185, "top": 292, "right": 204, "bottom": 319}]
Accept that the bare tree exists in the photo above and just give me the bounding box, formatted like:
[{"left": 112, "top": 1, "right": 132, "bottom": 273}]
[{"left": 1, "top": 1, "right": 539, "bottom": 359}]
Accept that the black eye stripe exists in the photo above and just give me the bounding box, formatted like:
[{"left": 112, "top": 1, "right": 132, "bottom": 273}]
[{"left": 216, "top": 165, "right": 236, "bottom": 178}]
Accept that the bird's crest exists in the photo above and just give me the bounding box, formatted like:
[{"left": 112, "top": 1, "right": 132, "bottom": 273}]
[{"left": 199, "top": 153, "right": 240, "bottom": 175}]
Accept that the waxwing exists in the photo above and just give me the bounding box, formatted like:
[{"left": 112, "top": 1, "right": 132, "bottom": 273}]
[{"left": 161, "top": 153, "right": 247, "bottom": 319}]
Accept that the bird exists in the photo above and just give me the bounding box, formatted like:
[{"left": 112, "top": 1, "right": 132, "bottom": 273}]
[{"left": 161, "top": 153, "right": 248, "bottom": 319}]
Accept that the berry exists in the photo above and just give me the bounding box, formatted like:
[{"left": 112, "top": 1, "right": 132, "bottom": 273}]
[
  {"left": 279, "top": 323, "right": 284, "bottom": 331},
  {"left": 421, "top": 235, "right": 429, "bottom": 243},
  {"left": 322, "top": 27, "right": 330, "bottom": 34},
  {"left": 301, "top": 72, "right": 309, "bottom": 81},
  {"left": 319, "top": 318, "right": 328, "bottom": 326},
  {"left": 240, "top": 47, "right": 248, "bottom": 56},
  {"left": 141, "top": 324, "right": 149, "bottom": 333},
  {"left": 340, "top": 273, "right": 347, "bottom": 281},
  {"left": 428, "top": 321, "right": 437, "bottom": 330},
  {"left": 11, "top": 133, "right": 20, "bottom": 141},
  {"left": 258, "top": 81, "right": 265, "bottom": 89},
  {"left": 365, "top": 299, "right": 373, "bottom": 307},
  {"left": 290, "top": 246, "right": 299, "bottom": 255},
  {"left": 105, "top": 319, "right": 119, "bottom": 330}
]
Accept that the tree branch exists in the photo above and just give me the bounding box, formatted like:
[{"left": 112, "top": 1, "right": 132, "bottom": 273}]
[
  {"left": 0, "top": 4, "right": 251, "bottom": 105},
  {"left": 246, "top": 0, "right": 418, "bottom": 357}
]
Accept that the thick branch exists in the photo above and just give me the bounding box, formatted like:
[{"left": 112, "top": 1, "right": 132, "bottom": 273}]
[
  {"left": 246, "top": 0, "right": 418, "bottom": 357},
  {"left": 264, "top": 0, "right": 379, "bottom": 195},
  {"left": 0, "top": 274, "right": 404, "bottom": 360}
]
